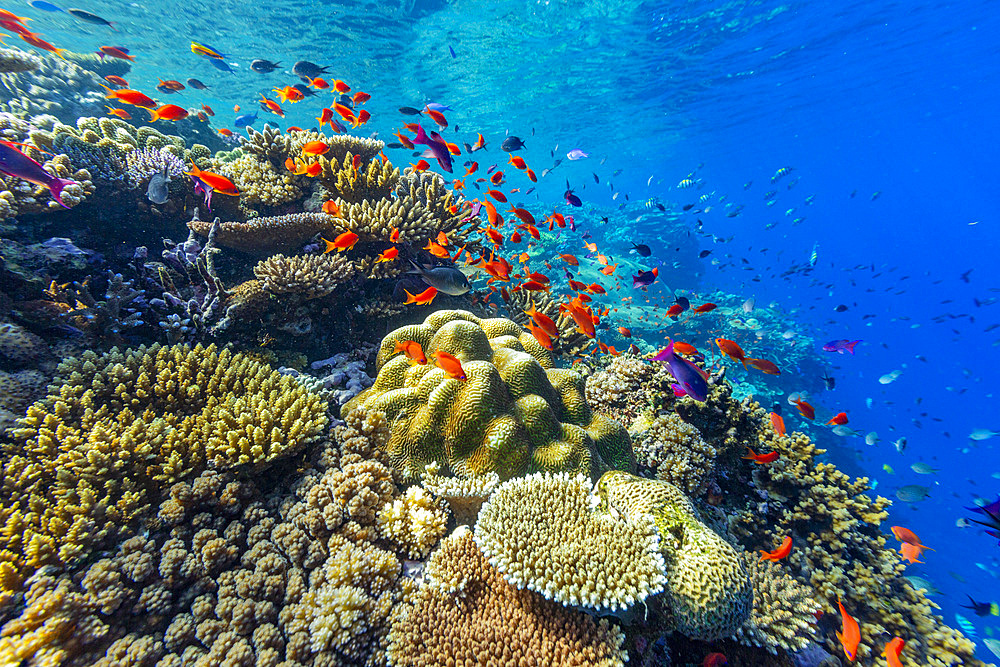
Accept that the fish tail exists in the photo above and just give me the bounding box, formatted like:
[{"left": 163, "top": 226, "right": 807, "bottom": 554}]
[
  {"left": 846, "top": 340, "right": 861, "bottom": 354},
  {"left": 48, "top": 177, "right": 76, "bottom": 209},
  {"left": 403, "top": 289, "right": 417, "bottom": 304},
  {"left": 147, "top": 107, "right": 160, "bottom": 122}
]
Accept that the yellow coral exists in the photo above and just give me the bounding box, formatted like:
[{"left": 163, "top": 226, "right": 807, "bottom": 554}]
[{"left": 377, "top": 486, "right": 450, "bottom": 559}]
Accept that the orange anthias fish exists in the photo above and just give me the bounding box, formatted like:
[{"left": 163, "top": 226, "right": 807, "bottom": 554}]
[
  {"left": 672, "top": 342, "right": 699, "bottom": 356},
  {"left": 702, "top": 653, "right": 728, "bottom": 667},
  {"left": 715, "top": 338, "right": 747, "bottom": 367},
  {"left": 353, "top": 91, "right": 371, "bottom": 104},
  {"left": 20, "top": 33, "right": 64, "bottom": 58},
  {"left": 759, "top": 536, "right": 792, "bottom": 562},
  {"left": 693, "top": 302, "right": 717, "bottom": 314},
  {"left": 307, "top": 77, "right": 329, "bottom": 89},
  {"left": 147, "top": 104, "right": 189, "bottom": 122},
  {"left": 186, "top": 162, "right": 239, "bottom": 195},
  {"left": 332, "top": 79, "right": 351, "bottom": 93},
  {"left": 770, "top": 412, "right": 786, "bottom": 436},
  {"left": 524, "top": 304, "right": 559, "bottom": 338},
  {"left": 273, "top": 85, "right": 304, "bottom": 103},
  {"left": 322, "top": 200, "right": 343, "bottom": 217},
  {"left": 404, "top": 286, "right": 438, "bottom": 305},
  {"left": 317, "top": 107, "right": 335, "bottom": 129},
  {"left": 98, "top": 45, "right": 134, "bottom": 61},
  {"left": 890, "top": 526, "right": 932, "bottom": 550},
  {"left": 836, "top": 599, "right": 861, "bottom": 662},
  {"left": 882, "top": 637, "right": 904, "bottom": 667},
  {"left": 375, "top": 247, "right": 398, "bottom": 264},
  {"left": 508, "top": 154, "right": 527, "bottom": 170},
  {"left": 103, "top": 86, "right": 156, "bottom": 109},
  {"left": 394, "top": 340, "right": 426, "bottom": 365},
  {"left": 302, "top": 141, "right": 329, "bottom": 156},
  {"left": 105, "top": 106, "right": 131, "bottom": 120},
  {"left": 826, "top": 411, "right": 849, "bottom": 426},
  {"left": 525, "top": 320, "right": 553, "bottom": 350},
  {"left": 218, "top": 128, "right": 234, "bottom": 137},
  {"left": 559, "top": 253, "right": 579, "bottom": 266},
  {"left": 322, "top": 231, "right": 359, "bottom": 253},
  {"left": 104, "top": 75, "right": 129, "bottom": 87},
  {"left": 746, "top": 358, "right": 781, "bottom": 375},
  {"left": 470, "top": 133, "right": 487, "bottom": 151},
  {"left": 433, "top": 350, "right": 466, "bottom": 380},
  {"left": 898, "top": 542, "right": 924, "bottom": 565},
  {"left": 260, "top": 96, "right": 285, "bottom": 117},
  {"left": 743, "top": 447, "right": 780, "bottom": 465},
  {"left": 157, "top": 79, "right": 185, "bottom": 91},
  {"left": 794, "top": 398, "right": 815, "bottom": 420},
  {"left": 618, "top": 327, "right": 632, "bottom": 338}
]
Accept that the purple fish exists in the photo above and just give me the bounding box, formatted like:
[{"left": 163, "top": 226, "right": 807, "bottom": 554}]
[
  {"left": 822, "top": 339, "right": 861, "bottom": 354},
  {"left": 0, "top": 141, "right": 77, "bottom": 208},
  {"left": 462, "top": 200, "right": 483, "bottom": 222},
  {"left": 632, "top": 268, "right": 657, "bottom": 288},
  {"left": 653, "top": 340, "right": 709, "bottom": 401},
  {"left": 966, "top": 496, "right": 1000, "bottom": 544},
  {"left": 411, "top": 124, "right": 452, "bottom": 172},
  {"left": 564, "top": 189, "right": 582, "bottom": 207},
  {"left": 566, "top": 149, "right": 589, "bottom": 160},
  {"left": 190, "top": 174, "right": 213, "bottom": 210}
]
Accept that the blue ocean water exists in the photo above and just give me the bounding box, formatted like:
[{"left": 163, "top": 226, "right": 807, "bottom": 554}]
[{"left": 6, "top": 0, "right": 1000, "bottom": 660}]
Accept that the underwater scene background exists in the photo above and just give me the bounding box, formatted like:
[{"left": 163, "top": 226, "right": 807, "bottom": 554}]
[{"left": 1, "top": 0, "right": 998, "bottom": 665}]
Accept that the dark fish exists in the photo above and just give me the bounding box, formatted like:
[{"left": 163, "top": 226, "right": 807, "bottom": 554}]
[
  {"left": 656, "top": 203, "right": 665, "bottom": 211},
  {"left": 631, "top": 243, "right": 651, "bottom": 257},
  {"left": 408, "top": 260, "right": 469, "bottom": 295},
  {"left": 336, "top": 93, "right": 353, "bottom": 107},
  {"left": 449, "top": 45, "right": 457, "bottom": 58},
  {"left": 822, "top": 371, "right": 835, "bottom": 390},
  {"left": 251, "top": 59, "right": 281, "bottom": 73},
  {"left": 632, "top": 269, "right": 658, "bottom": 288},
  {"left": 960, "top": 595, "right": 995, "bottom": 617},
  {"left": 698, "top": 250, "right": 712, "bottom": 258},
  {"left": 675, "top": 296, "right": 689, "bottom": 311},
  {"left": 146, "top": 167, "right": 170, "bottom": 205},
  {"left": 563, "top": 189, "right": 582, "bottom": 207},
  {"left": 398, "top": 106, "right": 423, "bottom": 116},
  {"left": 68, "top": 8, "right": 114, "bottom": 27},
  {"left": 234, "top": 112, "right": 258, "bottom": 127},
  {"left": 292, "top": 83, "right": 318, "bottom": 98},
  {"left": 835, "top": 304, "right": 849, "bottom": 312},
  {"left": 292, "top": 61, "right": 330, "bottom": 79},
  {"left": 501, "top": 136, "right": 526, "bottom": 152},
  {"left": 186, "top": 78, "right": 209, "bottom": 90},
  {"left": 386, "top": 142, "right": 404, "bottom": 149},
  {"left": 683, "top": 204, "right": 694, "bottom": 211}
]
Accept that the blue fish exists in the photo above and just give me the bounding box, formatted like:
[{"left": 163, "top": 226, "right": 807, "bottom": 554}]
[
  {"left": 29, "top": 0, "right": 65, "bottom": 11},
  {"left": 234, "top": 112, "right": 258, "bottom": 128},
  {"left": 449, "top": 45, "right": 457, "bottom": 58},
  {"left": 210, "top": 58, "right": 234, "bottom": 74},
  {"left": 425, "top": 102, "right": 452, "bottom": 113},
  {"left": 653, "top": 340, "right": 709, "bottom": 402}
]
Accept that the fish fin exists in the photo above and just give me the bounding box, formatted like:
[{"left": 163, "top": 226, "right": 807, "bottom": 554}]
[
  {"left": 670, "top": 384, "right": 687, "bottom": 397},
  {"left": 47, "top": 178, "right": 76, "bottom": 209}
]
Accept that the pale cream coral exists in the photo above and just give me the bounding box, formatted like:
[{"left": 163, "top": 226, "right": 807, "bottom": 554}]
[
  {"left": 421, "top": 464, "right": 499, "bottom": 525},
  {"left": 376, "top": 486, "right": 450, "bottom": 559},
  {"left": 631, "top": 411, "right": 717, "bottom": 495},
  {"left": 473, "top": 472, "right": 666, "bottom": 613},
  {"left": 735, "top": 552, "right": 821, "bottom": 653}
]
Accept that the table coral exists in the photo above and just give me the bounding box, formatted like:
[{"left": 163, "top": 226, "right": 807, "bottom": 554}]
[
  {"left": 188, "top": 211, "right": 339, "bottom": 254},
  {"left": 0, "top": 343, "right": 327, "bottom": 593},
  {"left": 387, "top": 526, "right": 629, "bottom": 667},
  {"left": 474, "top": 472, "right": 667, "bottom": 614},
  {"left": 344, "top": 309, "right": 634, "bottom": 481}
]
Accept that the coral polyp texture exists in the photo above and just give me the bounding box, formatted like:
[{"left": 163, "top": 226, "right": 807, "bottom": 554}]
[
  {"left": 343, "top": 309, "right": 634, "bottom": 481},
  {"left": 0, "top": 343, "right": 327, "bottom": 593},
  {"left": 387, "top": 526, "right": 629, "bottom": 667}
]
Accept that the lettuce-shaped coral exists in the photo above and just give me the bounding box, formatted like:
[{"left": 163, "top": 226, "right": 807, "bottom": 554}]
[{"left": 344, "top": 309, "right": 634, "bottom": 481}]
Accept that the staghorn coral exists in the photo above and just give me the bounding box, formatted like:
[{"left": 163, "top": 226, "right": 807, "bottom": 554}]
[
  {"left": 388, "top": 526, "right": 629, "bottom": 666},
  {"left": 344, "top": 309, "right": 634, "bottom": 482},
  {"left": 238, "top": 125, "right": 291, "bottom": 165},
  {"left": 214, "top": 150, "right": 306, "bottom": 208},
  {"left": 376, "top": 486, "right": 450, "bottom": 559},
  {"left": 253, "top": 252, "right": 355, "bottom": 299},
  {"left": 314, "top": 150, "right": 399, "bottom": 203},
  {"left": 293, "top": 131, "right": 384, "bottom": 164},
  {"left": 0, "top": 343, "right": 327, "bottom": 592},
  {"left": 188, "top": 211, "right": 338, "bottom": 254},
  {"left": 123, "top": 147, "right": 186, "bottom": 189},
  {"left": 630, "top": 411, "right": 717, "bottom": 496},
  {"left": 597, "top": 470, "right": 753, "bottom": 640},
  {"left": 735, "top": 552, "right": 821, "bottom": 654},
  {"left": 473, "top": 472, "right": 667, "bottom": 614}
]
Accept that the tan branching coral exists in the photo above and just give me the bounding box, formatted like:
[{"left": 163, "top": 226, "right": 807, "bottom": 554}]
[
  {"left": 217, "top": 152, "right": 305, "bottom": 207},
  {"left": 0, "top": 343, "right": 327, "bottom": 592},
  {"left": 188, "top": 212, "right": 339, "bottom": 253},
  {"left": 238, "top": 125, "right": 291, "bottom": 164},
  {"left": 387, "top": 526, "right": 629, "bottom": 667},
  {"left": 421, "top": 464, "right": 499, "bottom": 525},
  {"left": 376, "top": 486, "right": 450, "bottom": 559},
  {"left": 735, "top": 553, "right": 821, "bottom": 653},
  {"left": 630, "top": 412, "right": 717, "bottom": 496},
  {"left": 473, "top": 472, "right": 667, "bottom": 613},
  {"left": 316, "top": 152, "right": 399, "bottom": 203},
  {"left": 253, "top": 253, "right": 355, "bottom": 298},
  {"left": 297, "top": 131, "right": 384, "bottom": 164}
]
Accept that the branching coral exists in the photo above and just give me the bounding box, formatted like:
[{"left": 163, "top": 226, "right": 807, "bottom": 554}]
[
  {"left": 0, "top": 46, "right": 40, "bottom": 74},
  {"left": 0, "top": 343, "right": 327, "bottom": 592},
  {"left": 631, "top": 411, "right": 717, "bottom": 496},
  {"left": 474, "top": 472, "right": 667, "bottom": 613},
  {"left": 735, "top": 552, "right": 821, "bottom": 653},
  {"left": 376, "top": 486, "right": 450, "bottom": 559},
  {"left": 585, "top": 354, "right": 657, "bottom": 424},
  {"left": 253, "top": 253, "right": 356, "bottom": 299},
  {"left": 345, "top": 309, "right": 634, "bottom": 481},
  {"left": 388, "top": 526, "right": 629, "bottom": 667}
]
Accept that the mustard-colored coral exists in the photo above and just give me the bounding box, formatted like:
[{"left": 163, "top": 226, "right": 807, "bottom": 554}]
[
  {"left": 735, "top": 552, "right": 820, "bottom": 653},
  {"left": 344, "top": 309, "right": 634, "bottom": 481},
  {"left": 597, "top": 470, "right": 752, "bottom": 640},
  {"left": 387, "top": 526, "right": 629, "bottom": 666},
  {"left": 474, "top": 472, "right": 667, "bottom": 613},
  {"left": 0, "top": 343, "right": 327, "bottom": 592}
]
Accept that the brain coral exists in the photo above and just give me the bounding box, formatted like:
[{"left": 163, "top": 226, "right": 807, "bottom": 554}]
[
  {"left": 387, "top": 526, "right": 629, "bottom": 667},
  {"left": 343, "top": 309, "right": 634, "bottom": 482},
  {"left": 0, "top": 343, "right": 327, "bottom": 592},
  {"left": 473, "top": 472, "right": 667, "bottom": 614},
  {"left": 596, "top": 470, "right": 753, "bottom": 640}
]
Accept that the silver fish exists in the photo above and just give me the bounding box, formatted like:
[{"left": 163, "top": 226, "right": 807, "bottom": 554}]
[
  {"left": 895, "top": 484, "right": 930, "bottom": 502},
  {"left": 969, "top": 428, "right": 998, "bottom": 441},
  {"left": 893, "top": 437, "right": 907, "bottom": 453},
  {"left": 742, "top": 297, "right": 755, "bottom": 313},
  {"left": 910, "top": 462, "right": 939, "bottom": 475},
  {"left": 903, "top": 575, "right": 940, "bottom": 596},
  {"left": 879, "top": 369, "right": 903, "bottom": 384},
  {"left": 864, "top": 431, "right": 879, "bottom": 446},
  {"left": 146, "top": 167, "right": 170, "bottom": 205}
]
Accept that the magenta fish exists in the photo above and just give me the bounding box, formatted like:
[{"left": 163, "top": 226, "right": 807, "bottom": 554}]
[
  {"left": 966, "top": 496, "right": 1000, "bottom": 544},
  {"left": 822, "top": 339, "right": 861, "bottom": 354},
  {"left": 0, "top": 140, "right": 77, "bottom": 208},
  {"left": 564, "top": 188, "right": 582, "bottom": 206},
  {"left": 410, "top": 124, "right": 452, "bottom": 172},
  {"left": 653, "top": 339, "right": 709, "bottom": 402}
]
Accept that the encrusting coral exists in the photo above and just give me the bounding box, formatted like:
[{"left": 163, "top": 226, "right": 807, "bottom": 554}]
[
  {"left": 473, "top": 472, "right": 667, "bottom": 614},
  {"left": 387, "top": 526, "right": 629, "bottom": 667},
  {"left": 344, "top": 309, "right": 634, "bottom": 481},
  {"left": 0, "top": 343, "right": 327, "bottom": 593}
]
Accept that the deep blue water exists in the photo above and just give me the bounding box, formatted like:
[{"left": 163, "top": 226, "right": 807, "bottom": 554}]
[{"left": 11, "top": 0, "right": 1000, "bottom": 658}]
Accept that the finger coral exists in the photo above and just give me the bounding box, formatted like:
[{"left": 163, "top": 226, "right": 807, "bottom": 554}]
[
  {"left": 387, "top": 526, "right": 629, "bottom": 667},
  {"left": 344, "top": 309, "right": 634, "bottom": 481},
  {"left": 473, "top": 472, "right": 667, "bottom": 614},
  {"left": 253, "top": 253, "right": 356, "bottom": 299},
  {"left": 0, "top": 343, "right": 327, "bottom": 592},
  {"left": 376, "top": 486, "right": 450, "bottom": 559},
  {"left": 630, "top": 411, "right": 718, "bottom": 496},
  {"left": 735, "top": 552, "right": 821, "bottom": 653}
]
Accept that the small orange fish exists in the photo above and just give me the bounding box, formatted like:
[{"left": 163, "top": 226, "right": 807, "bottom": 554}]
[
  {"left": 260, "top": 96, "right": 285, "bottom": 117},
  {"left": 353, "top": 109, "right": 371, "bottom": 127},
  {"left": 559, "top": 254, "right": 579, "bottom": 266},
  {"left": 353, "top": 91, "right": 371, "bottom": 104},
  {"left": 524, "top": 304, "right": 559, "bottom": 338},
  {"left": 899, "top": 542, "right": 924, "bottom": 564},
  {"left": 882, "top": 637, "right": 904, "bottom": 667},
  {"left": 98, "top": 45, "right": 134, "bottom": 61},
  {"left": 485, "top": 227, "right": 504, "bottom": 246},
  {"left": 104, "top": 75, "right": 129, "bottom": 87},
  {"left": 672, "top": 341, "right": 699, "bottom": 356},
  {"left": 770, "top": 412, "right": 786, "bottom": 436},
  {"left": 525, "top": 168, "right": 537, "bottom": 182},
  {"left": 147, "top": 104, "right": 189, "bottom": 122},
  {"left": 404, "top": 286, "right": 438, "bottom": 305},
  {"left": 218, "top": 128, "right": 234, "bottom": 137},
  {"left": 0, "top": 9, "right": 30, "bottom": 22},
  {"left": 201, "top": 104, "right": 214, "bottom": 116},
  {"left": 759, "top": 536, "right": 792, "bottom": 562},
  {"left": 525, "top": 320, "right": 553, "bottom": 350},
  {"left": 103, "top": 86, "right": 156, "bottom": 109},
  {"left": 308, "top": 77, "right": 329, "bottom": 89},
  {"left": 836, "top": 598, "right": 860, "bottom": 662},
  {"left": 746, "top": 358, "right": 781, "bottom": 375},
  {"left": 375, "top": 247, "right": 398, "bottom": 264},
  {"left": 411, "top": 159, "right": 430, "bottom": 172},
  {"left": 715, "top": 338, "right": 747, "bottom": 367},
  {"left": 433, "top": 350, "right": 466, "bottom": 380},
  {"left": 599, "top": 264, "right": 617, "bottom": 276},
  {"left": 743, "top": 447, "right": 780, "bottom": 465},
  {"left": 322, "top": 200, "right": 343, "bottom": 217},
  {"left": 693, "top": 302, "right": 717, "bottom": 314},
  {"left": 307, "top": 161, "right": 324, "bottom": 176},
  {"left": 794, "top": 398, "right": 815, "bottom": 420},
  {"left": 487, "top": 189, "right": 507, "bottom": 203},
  {"left": 389, "top": 228, "right": 400, "bottom": 243},
  {"left": 302, "top": 141, "right": 329, "bottom": 156},
  {"left": 157, "top": 79, "right": 185, "bottom": 91},
  {"left": 508, "top": 154, "right": 527, "bottom": 170},
  {"left": 105, "top": 105, "right": 131, "bottom": 120},
  {"left": 332, "top": 79, "right": 351, "bottom": 93},
  {"left": 424, "top": 107, "right": 447, "bottom": 128},
  {"left": 702, "top": 653, "right": 728, "bottom": 667},
  {"left": 424, "top": 240, "right": 450, "bottom": 258},
  {"left": 317, "top": 107, "right": 335, "bottom": 129},
  {"left": 618, "top": 327, "right": 632, "bottom": 338},
  {"left": 826, "top": 411, "right": 849, "bottom": 426},
  {"left": 470, "top": 133, "right": 487, "bottom": 151},
  {"left": 273, "top": 85, "right": 304, "bottom": 103},
  {"left": 490, "top": 170, "right": 505, "bottom": 185},
  {"left": 322, "top": 231, "right": 358, "bottom": 253},
  {"left": 394, "top": 340, "right": 426, "bottom": 365},
  {"left": 890, "top": 526, "right": 932, "bottom": 550},
  {"left": 509, "top": 206, "right": 535, "bottom": 225},
  {"left": 186, "top": 162, "right": 239, "bottom": 195}
]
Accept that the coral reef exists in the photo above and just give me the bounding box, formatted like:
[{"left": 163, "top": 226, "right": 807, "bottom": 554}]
[
  {"left": 421, "top": 464, "right": 499, "bottom": 525},
  {"left": 387, "top": 526, "right": 629, "bottom": 667},
  {"left": 0, "top": 47, "right": 40, "bottom": 74},
  {"left": 736, "top": 552, "right": 821, "bottom": 654},
  {"left": 585, "top": 354, "right": 657, "bottom": 425},
  {"left": 253, "top": 252, "right": 355, "bottom": 299},
  {"left": 345, "top": 309, "right": 634, "bottom": 481},
  {"left": 188, "top": 212, "right": 339, "bottom": 254},
  {"left": 376, "top": 486, "right": 450, "bottom": 559},
  {"left": 0, "top": 49, "right": 127, "bottom": 119},
  {"left": 631, "top": 411, "right": 718, "bottom": 496},
  {"left": 474, "top": 472, "right": 667, "bottom": 614}
]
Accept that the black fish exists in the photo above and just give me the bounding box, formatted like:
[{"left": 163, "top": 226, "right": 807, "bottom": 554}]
[
  {"left": 250, "top": 59, "right": 281, "bottom": 73},
  {"left": 698, "top": 250, "right": 712, "bottom": 258},
  {"left": 675, "top": 296, "right": 690, "bottom": 310},
  {"left": 821, "top": 371, "right": 835, "bottom": 390},
  {"left": 683, "top": 204, "right": 694, "bottom": 211},
  {"left": 600, "top": 216, "right": 609, "bottom": 224},
  {"left": 399, "top": 106, "right": 422, "bottom": 115},
  {"left": 592, "top": 173, "right": 599, "bottom": 184},
  {"left": 186, "top": 78, "right": 209, "bottom": 90},
  {"left": 501, "top": 136, "right": 525, "bottom": 152},
  {"left": 68, "top": 8, "right": 113, "bottom": 27},
  {"left": 656, "top": 203, "right": 665, "bottom": 211},
  {"left": 961, "top": 595, "right": 994, "bottom": 617},
  {"left": 564, "top": 189, "right": 582, "bottom": 207},
  {"left": 835, "top": 304, "right": 849, "bottom": 312},
  {"left": 292, "top": 84, "right": 318, "bottom": 98},
  {"left": 386, "top": 142, "right": 404, "bottom": 149},
  {"left": 631, "top": 243, "right": 651, "bottom": 257},
  {"left": 292, "top": 61, "right": 330, "bottom": 79}
]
